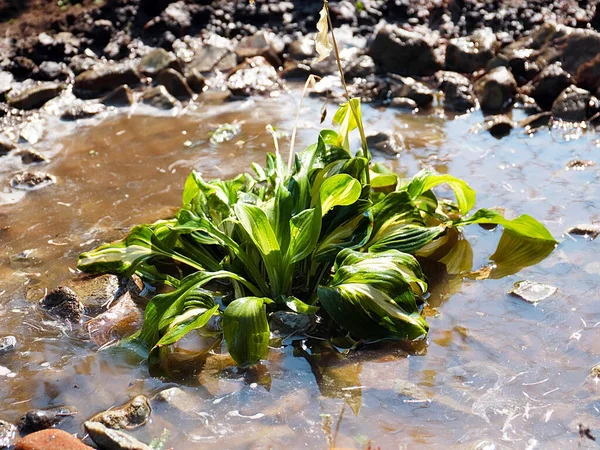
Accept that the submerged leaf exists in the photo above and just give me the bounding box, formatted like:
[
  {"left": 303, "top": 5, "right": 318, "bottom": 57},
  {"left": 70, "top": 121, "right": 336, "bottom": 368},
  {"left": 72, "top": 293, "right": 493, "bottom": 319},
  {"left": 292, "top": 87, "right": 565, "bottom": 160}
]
[
  {"left": 314, "top": 5, "right": 332, "bottom": 63},
  {"left": 223, "top": 297, "right": 270, "bottom": 366},
  {"left": 509, "top": 280, "right": 557, "bottom": 303}
]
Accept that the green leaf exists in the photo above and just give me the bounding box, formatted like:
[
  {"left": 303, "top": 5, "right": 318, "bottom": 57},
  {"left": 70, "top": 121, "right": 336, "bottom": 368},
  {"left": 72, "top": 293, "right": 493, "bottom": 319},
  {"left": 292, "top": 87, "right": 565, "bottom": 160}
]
[
  {"left": 287, "top": 208, "right": 321, "bottom": 264},
  {"left": 406, "top": 169, "right": 476, "bottom": 216},
  {"left": 319, "top": 173, "right": 362, "bottom": 215},
  {"left": 283, "top": 295, "right": 320, "bottom": 314},
  {"left": 367, "top": 224, "right": 446, "bottom": 254},
  {"left": 332, "top": 99, "right": 362, "bottom": 151},
  {"left": 155, "top": 305, "right": 219, "bottom": 348},
  {"left": 223, "top": 297, "right": 270, "bottom": 367},
  {"left": 459, "top": 209, "right": 556, "bottom": 242}
]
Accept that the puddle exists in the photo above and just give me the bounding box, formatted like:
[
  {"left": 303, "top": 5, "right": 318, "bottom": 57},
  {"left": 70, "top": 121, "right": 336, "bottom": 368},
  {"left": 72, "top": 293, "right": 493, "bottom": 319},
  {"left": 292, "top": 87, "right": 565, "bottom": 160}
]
[{"left": 1, "top": 92, "right": 599, "bottom": 449}]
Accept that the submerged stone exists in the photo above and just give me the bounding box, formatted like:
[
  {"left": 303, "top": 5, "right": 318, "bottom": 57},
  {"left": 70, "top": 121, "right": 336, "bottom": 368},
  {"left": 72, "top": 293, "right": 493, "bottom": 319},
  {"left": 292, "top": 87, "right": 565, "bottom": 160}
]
[
  {"left": 269, "top": 311, "right": 315, "bottom": 337},
  {"left": 84, "top": 422, "right": 151, "bottom": 450},
  {"left": 41, "top": 286, "right": 84, "bottom": 323},
  {"left": 89, "top": 395, "right": 151, "bottom": 430},
  {"left": 366, "top": 132, "right": 404, "bottom": 156},
  {"left": 85, "top": 292, "right": 144, "bottom": 347},
  {"left": 14, "top": 429, "right": 92, "bottom": 450},
  {"left": 67, "top": 274, "right": 120, "bottom": 315},
  {"left": 566, "top": 223, "right": 600, "bottom": 240},
  {"left": 152, "top": 387, "right": 198, "bottom": 413},
  {"left": 9, "top": 171, "right": 55, "bottom": 191},
  {"left": 519, "top": 111, "right": 552, "bottom": 130},
  {"left": 0, "top": 336, "right": 17, "bottom": 356},
  {"left": 591, "top": 364, "right": 600, "bottom": 379},
  {"left": 509, "top": 280, "right": 557, "bottom": 303},
  {"left": 17, "top": 407, "right": 74, "bottom": 432},
  {"left": 15, "top": 149, "right": 48, "bottom": 165}
]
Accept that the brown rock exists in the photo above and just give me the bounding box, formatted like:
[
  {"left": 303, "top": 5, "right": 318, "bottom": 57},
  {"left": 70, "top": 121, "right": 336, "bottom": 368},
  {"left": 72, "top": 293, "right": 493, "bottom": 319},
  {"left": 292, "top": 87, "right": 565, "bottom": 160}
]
[
  {"left": 85, "top": 292, "right": 144, "bottom": 347},
  {"left": 100, "top": 85, "right": 134, "bottom": 107},
  {"left": 89, "top": 395, "right": 151, "bottom": 430},
  {"left": 446, "top": 28, "right": 498, "bottom": 73},
  {"left": 74, "top": 64, "right": 141, "bottom": 98},
  {"left": 156, "top": 68, "right": 194, "bottom": 100},
  {"left": 551, "top": 85, "right": 595, "bottom": 121},
  {"left": 530, "top": 62, "right": 572, "bottom": 110},
  {"left": 7, "top": 82, "right": 62, "bottom": 110},
  {"left": 474, "top": 66, "right": 517, "bottom": 114},
  {"left": 14, "top": 429, "right": 92, "bottom": 450}
]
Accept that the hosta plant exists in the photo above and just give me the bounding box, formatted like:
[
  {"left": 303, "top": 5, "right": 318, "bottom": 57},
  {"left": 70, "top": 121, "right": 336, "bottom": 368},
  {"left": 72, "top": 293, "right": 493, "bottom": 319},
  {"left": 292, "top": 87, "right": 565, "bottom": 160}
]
[{"left": 78, "top": 98, "right": 557, "bottom": 367}]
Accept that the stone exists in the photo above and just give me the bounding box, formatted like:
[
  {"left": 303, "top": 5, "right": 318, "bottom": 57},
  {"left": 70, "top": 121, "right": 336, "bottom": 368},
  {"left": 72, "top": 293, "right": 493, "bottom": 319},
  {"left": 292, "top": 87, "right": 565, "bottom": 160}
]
[
  {"left": 369, "top": 24, "right": 441, "bottom": 76},
  {"left": 20, "top": 119, "right": 45, "bottom": 145},
  {"left": 566, "top": 223, "right": 600, "bottom": 240},
  {"left": 565, "top": 160, "right": 596, "bottom": 171},
  {"left": 474, "top": 66, "right": 517, "bottom": 114},
  {"left": 89, "top": 395, "right": 151, "bottom": 430},
  {"left": 85, "top": 292, "right": 144, "bottom": 347},
  {"left": 140, "top": 86, "right": 180, "bottom": 110},
  {"left": 366, "top": 132, "right": 404, "bottom": 155},
  {"left": 40, "top": 286, "right": 84, "bottom": 323},
  {"left": 38, "top": 61, "right": 70, "bottom": 82},
  {"left": 0, "top": 336, "right": 17, "bottom": 355},
  {"left": 137, "top": 48, "right": 179, "bottom": 77},
  {"left": 15, "top": 149, "right": 48, "bottom": 165},
  {"left": 156, "top": 68, "right": 194, "bottom": 100},
  {"left": 0, "top": 419, "right": 18, "bottom": 450},
  {"left": 227, "top": 56, "right": 281, "bottom": 97},
  {"left": 60, "top": 103, "right": 106, "bottom": 121},
  {"left": 67, "top": 274, "right": 120, "bottom": 315},
  {"left": 188, "top": 45, "right": 231, "bottom": 73},
  {"left": 576, "top": 53, "right": 600, "bottom": 95},
  {"left": 446, "top": 28, "right": 498, "bottom": 73},
  {"left": 0, "top": 71, "right": 13, "bottom": 95},
  {"left": 74, "top": 64, "right": 141, "bottom": 98},
  {"left": 152, "top": 387, "right": 197, "bottom": 413},
  {"left": 162, "top": 1, "right": 192, "bottom": 35},
  {"left": 68, "top": 55, "right": 98, "bottom": 76},
  {"left": 84, "top": 422, "right": 151, "bottom": 450},
  {"left": 435, "top": 71, "right": 476, "bottom": 112},
  {"left": 10, "top": 171, "right": 56, "bottom": 191},
  {"left": 7, "top": 82, "right": 62, "bottom": 110},
  {"left": 530, "top": 62, "right": 572, "bottom": 110},
  {"left": 519, "top": 112, "right": 552, "bottom": 130},
  {"left": 591, "top": 364, "right": 600, "bottom": 379},
  {"left": 389, "top": 75, "right": 434, "bottom": 107},
  {"left": 235, "top": 32, "right": 281, "bottom": 67},
  {"left": 186, "top": 68, "right": 205, "bottom": 93},
  {"left": 482, "top": 115, "right": 515, "bottom": 138},
  {"left": 509, "top": 280, "right": 557, "bottom": 304},
  {"left": 102, "top": 31, "right": 131, "bottom": 60},
  {"left": 0, "top": 135, "right": 16, "bottom": 155},
  {"left": 14, "top": 429, "right": 92, "bottom": 450},
  {"left": 269, "top": 311, "right": 315, "bottom": 338},
  {"left": 100, "top": 85, "right": 134, "bottom": 107},
  {"left": 346, "top": 54, "right": 376, "bottom": 79},
  {"left": 17, "top": 407, "right": 74, "bottom": 432},
  {"left": 389, "top": 97, "right": 418, "bottom": 110},
  {"left": 551, "top": 85, "right": 595, "bottom": 122}
]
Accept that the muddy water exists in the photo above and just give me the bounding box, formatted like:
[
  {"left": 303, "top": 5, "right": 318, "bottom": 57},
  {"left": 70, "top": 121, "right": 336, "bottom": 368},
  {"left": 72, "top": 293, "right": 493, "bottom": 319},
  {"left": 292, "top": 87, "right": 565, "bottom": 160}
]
[{"left": 1, "top": 95, "right": 599, "bottom": 449}]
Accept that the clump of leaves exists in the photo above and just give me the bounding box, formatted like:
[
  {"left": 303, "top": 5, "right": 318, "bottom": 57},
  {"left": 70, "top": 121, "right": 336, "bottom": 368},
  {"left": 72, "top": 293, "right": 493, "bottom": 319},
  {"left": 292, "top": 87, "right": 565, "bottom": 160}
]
[{"left": 79, "top": 97, "right": 556, "bottom": 367}]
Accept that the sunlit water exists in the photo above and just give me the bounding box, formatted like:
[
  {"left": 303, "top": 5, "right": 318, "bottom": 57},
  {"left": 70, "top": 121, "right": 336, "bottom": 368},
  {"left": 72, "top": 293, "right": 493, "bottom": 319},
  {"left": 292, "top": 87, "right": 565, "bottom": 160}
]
[{"left": 0, "top": 92, "right": 599, "bottom": 449}]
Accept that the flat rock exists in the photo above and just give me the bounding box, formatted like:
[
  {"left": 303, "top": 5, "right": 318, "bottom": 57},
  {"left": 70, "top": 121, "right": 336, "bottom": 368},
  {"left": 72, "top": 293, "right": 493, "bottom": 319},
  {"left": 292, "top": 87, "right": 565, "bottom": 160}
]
[
  {"left": 17, "top": 407, "right": 74, "bottom": 432},
  {"left": 74, "top": 64, "right": 141, "bottom": 98},
  {"left": 227, "top": 56, "right": 281, "bottom": 97},
  {"left": 156, "top": 68, "right": 193, "bottom": 100},
  {"left": 509, "top": 280, "right": 557, "bottom": 303},
  {"left": 389, "top": 75, "right": 434, "bottom": 107},
  {"left": 0, "top": 336, "right": 17, "bottom": 356},
  {"left": 14, "top": 429, "right": 92, "bottom": 450},
  {"left": 140, "top": 86, "right": 180, "bottom": 110},
  {"left": 85, "top": 292, "right": 144, "bottom": 347},
  {"left": 366, "top": 132, "right": 404, "bottom": 155},
  {"left": 0, "top": 419, "right": 18, "bottom": 449},
  {"left": 446, "top": 28, "right": 498, "bottom": 73},
  {"left": 84, "top": 422, "right": 150, "bottom": 450},
  {"left": 40, "top": 286, "right": 83, "bottom": 323},
  {"left": 100, "top": 85, "right": 134, "bottom": 107},
  {"left": 67, "top": 274, "right": 120, "bottom": 315},
  {"left": 474, "top": 66, "right": 517, "bottom": 114},
  {"left": 0, "top": 71, "right": 13, "bottom": 95},
  {"left": 7, "top": 82, "right": 62, "bottom": 110},
  {"left": 10, "top": 171, "right": 55, "bottom": 191},
  {"left": 566, "top": 223, "right": 600, "bottom": 240},
  {"left": 551, "top": 85, "right": 595, "bottom": 122},
  {"left": 369, "top": 24, "right": 441, "bottom": 76},
  {"left": 138, "top": 48, "right": 179, "bottom": 77},
  {"left": 89, "top": 395, "right": 151, "bottom": 430},
  {"left": 60, "top": 103, "right": 106, "bottom": 121}
]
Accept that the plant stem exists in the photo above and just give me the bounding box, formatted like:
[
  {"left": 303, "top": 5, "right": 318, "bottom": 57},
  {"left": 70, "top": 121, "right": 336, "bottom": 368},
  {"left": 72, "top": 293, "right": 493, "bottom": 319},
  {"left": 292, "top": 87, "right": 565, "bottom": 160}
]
[{"left": 288, "top": 75, "right": 319, "bottom": 171}]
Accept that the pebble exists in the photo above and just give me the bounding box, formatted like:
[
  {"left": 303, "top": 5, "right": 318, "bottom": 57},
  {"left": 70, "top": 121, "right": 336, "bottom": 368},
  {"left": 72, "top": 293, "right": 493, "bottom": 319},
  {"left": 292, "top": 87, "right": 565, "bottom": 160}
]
[{"left": 0, "top": 336, "right": 17, "bottom": 355}]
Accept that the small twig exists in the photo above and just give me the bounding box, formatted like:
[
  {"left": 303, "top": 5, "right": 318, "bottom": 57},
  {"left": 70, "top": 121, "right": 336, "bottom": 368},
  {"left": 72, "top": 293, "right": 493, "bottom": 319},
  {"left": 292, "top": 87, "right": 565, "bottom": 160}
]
[{"left": 288, "top": 75, "right": 321, "bottom": 171}]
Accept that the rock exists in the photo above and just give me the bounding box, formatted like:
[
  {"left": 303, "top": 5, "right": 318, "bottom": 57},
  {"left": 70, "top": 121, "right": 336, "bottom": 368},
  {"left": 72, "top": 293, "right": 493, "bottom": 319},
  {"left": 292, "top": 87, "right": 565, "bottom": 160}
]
[
  {"left": 0, "top": 336, "right": 17, "bottom": 355},
  {"left": 435, "top": 71, "right": 476, "bottom": 112},
  {"left": 509, "top": 280, "right": 557, "bottom": 304},
  {"left": 10, "top": 171, "right": 56, "bottom": 191},
  {"left": 100, "top": 85, "right": 134, "bottom": 107},
  {"left": 17, "top": 407, "right": 74, "bottom": 432},
  {"left": 88, "top": 19, "right": 115, "bottom": 48},
  {"left": 40, "top": 286, "right": 84, "bottom": 323},
  {"left": 269, "top": 311, "right": 315, "bottom": 338},
  {"left": 188, "top": 45, "right": 231, "bottom": 74},
  {"left": 591, "top": 364, "right": 600, "bottom": 379},
  {"left": 162, "top": 1, "right": 192, "bottom": 36},
  {"left": 14, "top": 429, "right": 92, "bottom": 450},
  {"left": 446, "top": 28, "right": 498, "bottom": 73},
  {"left": 566, "top": 223, "right": 600, "bottom": 240},
  {"left": 137, "top": 48, "right": 179, "bottom": 77},
  {"left": 366, "top": 132, "right": 404, "bottom": 155},
  {"left": 102, "top": 31, "right": 131, "bottom": 60},
  {"left": 576, "top": 53, "right": 600, "bottom": 95},
  {"left": 369, "top": 24, "right": 441, "bottom": 76},
  {"left": 0, "top": 71, "right": 13, "bottom": 95},
  {"left": 85, "top": 292, "right": 144, "bottom": 347},
  {"left": 482, "top": 115, "right": 515, "bottom": 138},
  {"left": 0, "top": 419, "right": 18, "bottom": 449},
  {"left": 152, "top": 387, "right": 197, "bottom": 413},
  {"left": 235, "top": 32, "right": 282, "bottom": 67},
  {"left": 7, "top": 82, "right": 62, "bottom": 110},
  {"left": 89, "top": 395, "right": 151, "bottom": 430},
  {"left": 395, "top": 379, "right": 432, "bottom": 402},
  {"left": 389, "top": 75, "right": 434, "bottom": 107},
  {"left": 74, "top": 64, "right": 141, "bottom": 98},
  {"left": 389, "top": 97, "right": 418, "bottom": 110},
  {"left": 15, "top": 149, "right": 47, "bottom": 165},
  {"left": 68, "top": 55, "right": 98, "bottom": 76},
  {"left": 0, "top": 135, "right": 16, "bottom": 155},
  {"left": 474, "top": 66, "right": 517, "bottom": 114},
  {"left": 530, "top": 62, "right": 572, "bottom": 110},
  {"left": 67, "top": 274, "right": 120, "bottom": 315},
  {"left": 38, "top": 61, "right": 70, "bottom": 82},
  {"left": 60, "top": 103, "right": 106, "bottom": 121},
  {"left": 140, "top": 86, "right": 180, "bottom": 110},
  {"left": 156, "top": 68, "right": 194, "bottom": 100},
  {"left": 346, "top": 54, "right": 376, "bottom": 79},
  {"left": 564, "top": 160, "right": 596, "bottom": 171},
  {"left": 84, "top": 422, "right": 151, "bottom": 450},
  {"left": 551, "top": 86, "right": 595, "bottom": 122},
  {"left": 520, "top": 112, "right": 552, "bottom": 130},
  {"left": 227, "top": 56, "right": 281, "bottom": 97},
  {"left": 186, "top": 68, "right": 205, "bottom": 93},
  {"left": 20, "top": 119, "right": 45, "bottom": 145}
]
